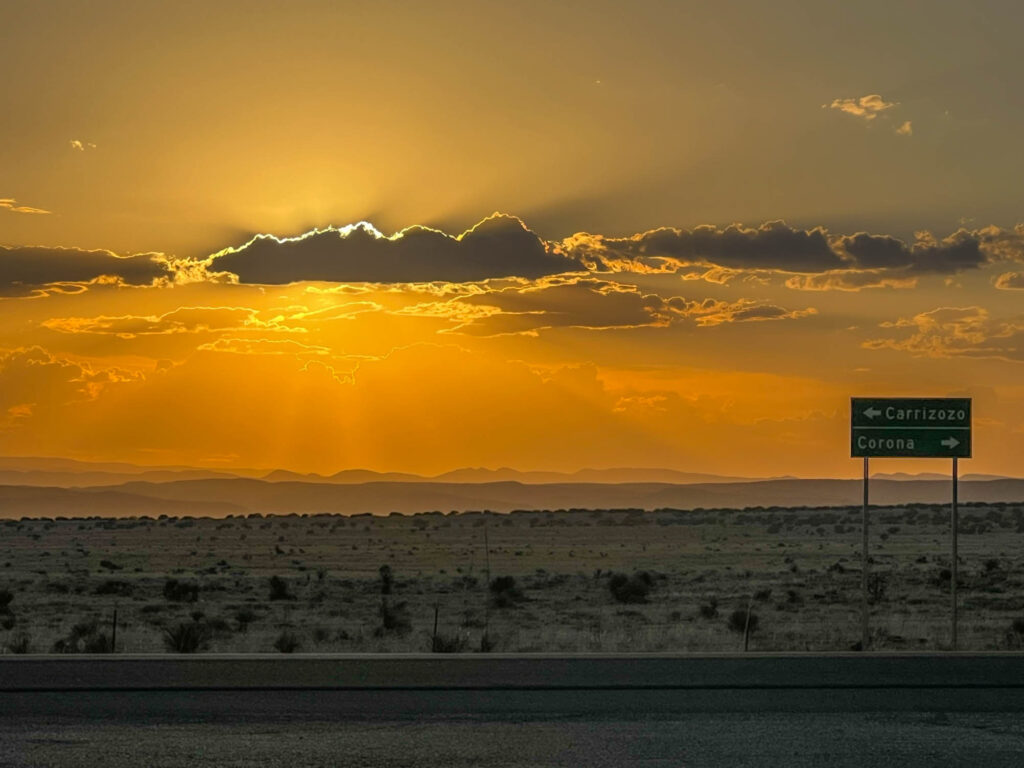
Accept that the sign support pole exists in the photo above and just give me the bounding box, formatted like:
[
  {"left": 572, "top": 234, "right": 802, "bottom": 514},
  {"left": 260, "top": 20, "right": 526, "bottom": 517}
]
[
  {"left": 951, "top": 457, "right": 958, "bottom": 651},
  {"left": 862, "top": 456, "right": 869, "bottom": 651}
]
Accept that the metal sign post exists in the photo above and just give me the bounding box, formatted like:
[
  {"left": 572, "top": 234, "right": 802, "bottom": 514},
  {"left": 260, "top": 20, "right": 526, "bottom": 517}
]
[
  {"left": 851, "top": 397, "right": 971, "bottom": 651},
  {"left": 952, "top": 457, "right": 958, "bottom": 650},
  {"left": 862, "top": 456, "right": 869, "bottom": 650}
]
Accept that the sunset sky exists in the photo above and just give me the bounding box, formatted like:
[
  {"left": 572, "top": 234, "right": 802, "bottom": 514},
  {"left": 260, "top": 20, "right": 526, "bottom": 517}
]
[{"left": 2, "top": 1, "right": 1023, "bottom": 477}]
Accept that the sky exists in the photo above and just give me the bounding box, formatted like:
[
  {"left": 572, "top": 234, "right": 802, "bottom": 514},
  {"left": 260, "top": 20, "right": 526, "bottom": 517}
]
[{"left": 2, "top": 0, "right": 1023, "bottom": 477}]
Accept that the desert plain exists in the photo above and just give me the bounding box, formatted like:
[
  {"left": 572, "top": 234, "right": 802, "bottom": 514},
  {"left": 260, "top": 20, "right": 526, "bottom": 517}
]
[{"left": 2, "top": 502, "right": 1024, "bottom": 655}]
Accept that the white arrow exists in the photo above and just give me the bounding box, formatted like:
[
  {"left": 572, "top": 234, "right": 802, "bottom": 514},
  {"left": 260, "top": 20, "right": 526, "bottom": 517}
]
[
  {"left": 941, "top": 437, "right": 960, "bottom": 449},
  {"left": 864, "top": 407, "right": 882, "bottom": 419}
]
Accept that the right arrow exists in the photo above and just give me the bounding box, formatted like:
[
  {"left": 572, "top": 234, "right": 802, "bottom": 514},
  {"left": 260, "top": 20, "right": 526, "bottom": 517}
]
[
  {"left": 941, "top": 437, "right": 960, "bottom": 449},
  {"left": 864, "top": 407, "right": 881, "bottom": 419}
]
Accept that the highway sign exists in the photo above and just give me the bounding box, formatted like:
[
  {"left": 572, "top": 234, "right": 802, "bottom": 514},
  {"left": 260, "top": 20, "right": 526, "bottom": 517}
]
[{"left": 851, "top": 397, "right": 971, "bottom": 458}]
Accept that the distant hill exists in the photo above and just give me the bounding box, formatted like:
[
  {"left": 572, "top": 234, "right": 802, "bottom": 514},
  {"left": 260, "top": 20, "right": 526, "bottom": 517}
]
[
  {"left": 0, "top": 468, "right": 245, "bottom": 488},
  {"left": 872, "top": 472, "right": 1011, "bottom": 482},
  {"left": 0, "top": 485, "right": 243, "bottom": 518},
  {"left": 0, "top": 457, "right": 784, "bottom": 487},
  {"left": 2, "top": 477, "right": 1023, "bottom": 519},
  {"left": 427, "top": 467, "right": 766, "bottom": 484},
  {"left": 265, "top": 467, "right": 768, "bottom": 485},
  {"left": 0, "top": 456, "right": 265, "bottom": 487}
]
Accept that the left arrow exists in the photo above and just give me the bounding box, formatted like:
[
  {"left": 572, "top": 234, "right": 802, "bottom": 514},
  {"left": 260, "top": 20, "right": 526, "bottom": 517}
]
[{"left": 864, "top": 407, "right": 881, "bottom": 419}]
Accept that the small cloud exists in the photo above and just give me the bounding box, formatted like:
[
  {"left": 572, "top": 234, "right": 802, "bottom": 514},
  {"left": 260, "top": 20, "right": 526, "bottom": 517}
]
[
  {"left": 69, "top": 139, "right": 97, "bottom": 151},
  {"left": 826, "top": 94, "right": 897, "bottom": 121},
  {"left": 0, "top": 198, "right": 51, "bottom": 215},
  {"left": 995, "top": 271, "right": 1024, "bottom": 290},
  {"left": 896, "top": 120, "right": 913, "bottom": 136}
]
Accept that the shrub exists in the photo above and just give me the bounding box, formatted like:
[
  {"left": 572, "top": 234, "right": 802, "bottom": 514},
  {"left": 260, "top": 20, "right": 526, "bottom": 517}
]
[
  {"left": 71, "top": 619, "right": 99, "bottom": 639},
  {"left": 698, "top": 598, "right": 718, "bottom": 619},
  {"left": 1, "top": 615, "right": 14, "bottom": 630},
  {"left": 375, "top": 599, "right": 412, "bottom": 636},
  {"left": 99, "top": 559, "right": 123, "bottom": 571},
  {"left": 273, "top": 631, "right": 300, "bottom": 653},
  {"left": 52, "top": 619, "right": 113, "bottom": 653},
  {"left": 95, "top": 580, "right": 133, "bottom": 597},
  {"left": 312, "top": 626, "right": 330, "bottom": 644},
  {"left": 608, "top": 572, "right": 654, "bottom": 604},
  {"left": 727, "top": 608, "right": 759, "bottom": 635},
  {"left": 432, "top": 632, "right": 469, "bottom": 653},
  {"left": 0, "top": 588, "right": 13, "bottom": 613},
  {"left": 867, "top": 573, "right": 887, "bottom": 604},
  {"left": 205, "top": 617, "right": 234, "bottom": 639},
  {"left": 163, "top": 579, "right": 199, "bottom": 603},
  {"left": 489, "top": 576, "right": 526, "bottom": 608},
  {"left": 379, "top": 565, "right": 393, "bottom": 595},
  {"left": 235, "top": 608, "right": 257, "bottom": 631},
  {"left": 753, "top": 588, "right": 772, "bottom": 602},
  {"left": 1012, "top": 617, "right": 1024, "bottom": 636},
  {"left": 163, "top": 621, "right": 212, "bottom": 653},
  {"left": 82, "top": 633, "right": 115, "bottom": 653},
  {"left": 6, "top": 634, "right": 30, "bottom": 654},
  {"left": 268, "top": 575, "right": 295, "bottom": 601}
]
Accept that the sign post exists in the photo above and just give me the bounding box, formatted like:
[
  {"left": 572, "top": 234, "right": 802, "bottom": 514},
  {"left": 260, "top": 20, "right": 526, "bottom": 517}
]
[
  {"left": 851, "top": 397, "right": 971, "bottom": 650},
  {"left": 862, "top": 455, "right": 869, "bottom": 651},
  {"left": 952, "top": 457, "right": 958, "bottom": 650}
]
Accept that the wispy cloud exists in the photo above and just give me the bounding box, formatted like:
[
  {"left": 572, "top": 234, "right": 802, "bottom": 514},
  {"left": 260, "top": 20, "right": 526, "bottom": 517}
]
[
  {"left": 69, "top": 139, "right": 97, "bottom": 151},
  {"left": 865, "top": 307, "right": 1024, "bottom": 362},
  {"left": 0, "top": 198, "right": 51, "bottom": 215},
  {"left": 402, "top": 276, "right": 818, "bottom": 337},
  {"left": 895, "top": 120, "right": 913, "bottom": 136},
  {"left": 826, "top": 94, "right": 896, "bottom": 121},
  {"left": 41, "top": 306, "right": 303, "bottom": 338}
]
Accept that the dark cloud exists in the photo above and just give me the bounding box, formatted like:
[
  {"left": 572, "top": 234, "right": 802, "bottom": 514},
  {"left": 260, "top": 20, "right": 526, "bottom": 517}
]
[
  {"left": 208, "top": 214, "right": 583, "bottom": 285},
  {"left": 907, "top": 231, "right": 987, "bottom": 273},
  {"left": 0, "top": 245, "right": 172, "bottom": 297},
  {"left": 835, "top": 233, "right": 912, "bottom": 269},
  {"left": 629, "top": 221, "right": 843, "bottom": 273},
  {"left": 571, "top": 221, "right": 1020, "bottom": 289}
]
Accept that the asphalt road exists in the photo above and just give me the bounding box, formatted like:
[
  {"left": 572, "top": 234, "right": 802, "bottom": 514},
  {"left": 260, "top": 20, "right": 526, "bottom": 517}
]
[{"left": 3, "top": 654, "right": 1024, "bottom": 767}]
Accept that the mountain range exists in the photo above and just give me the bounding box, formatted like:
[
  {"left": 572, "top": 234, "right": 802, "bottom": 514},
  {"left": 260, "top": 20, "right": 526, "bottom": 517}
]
[{"left": 0, "top": 457, "right": 1012, "bottom": 489}]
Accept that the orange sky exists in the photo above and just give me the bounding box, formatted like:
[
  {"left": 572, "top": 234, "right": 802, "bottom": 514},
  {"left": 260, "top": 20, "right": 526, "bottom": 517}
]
[{"left": 2, "top": 2, "right": 1023, "bottom": 477}]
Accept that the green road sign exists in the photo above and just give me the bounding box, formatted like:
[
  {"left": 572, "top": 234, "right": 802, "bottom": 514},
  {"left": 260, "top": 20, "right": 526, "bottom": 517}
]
[{"left": 851, "top": 397, "right": 971, "bottom": 458}]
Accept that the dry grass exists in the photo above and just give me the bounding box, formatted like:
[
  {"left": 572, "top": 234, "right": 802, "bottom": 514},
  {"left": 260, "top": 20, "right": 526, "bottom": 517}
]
[{"left": 1, "top": 502, "right": 1022, "bottom": 653}]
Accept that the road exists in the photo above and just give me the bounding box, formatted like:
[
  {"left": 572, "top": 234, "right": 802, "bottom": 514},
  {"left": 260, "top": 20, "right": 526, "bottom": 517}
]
[{"left": 3, "top": 654, "right": 1024, "bottom": 766}]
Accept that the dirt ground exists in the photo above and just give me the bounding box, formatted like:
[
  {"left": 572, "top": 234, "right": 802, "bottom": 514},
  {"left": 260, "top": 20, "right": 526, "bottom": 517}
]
[{"left": 2, "top": 503, "right": 1023, "bottom": 654}]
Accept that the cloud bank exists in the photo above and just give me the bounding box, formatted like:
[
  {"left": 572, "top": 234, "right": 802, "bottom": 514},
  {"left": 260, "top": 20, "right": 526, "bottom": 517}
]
[{"left": 4, "top": 217, "right": 1024, "bottom": 297}]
